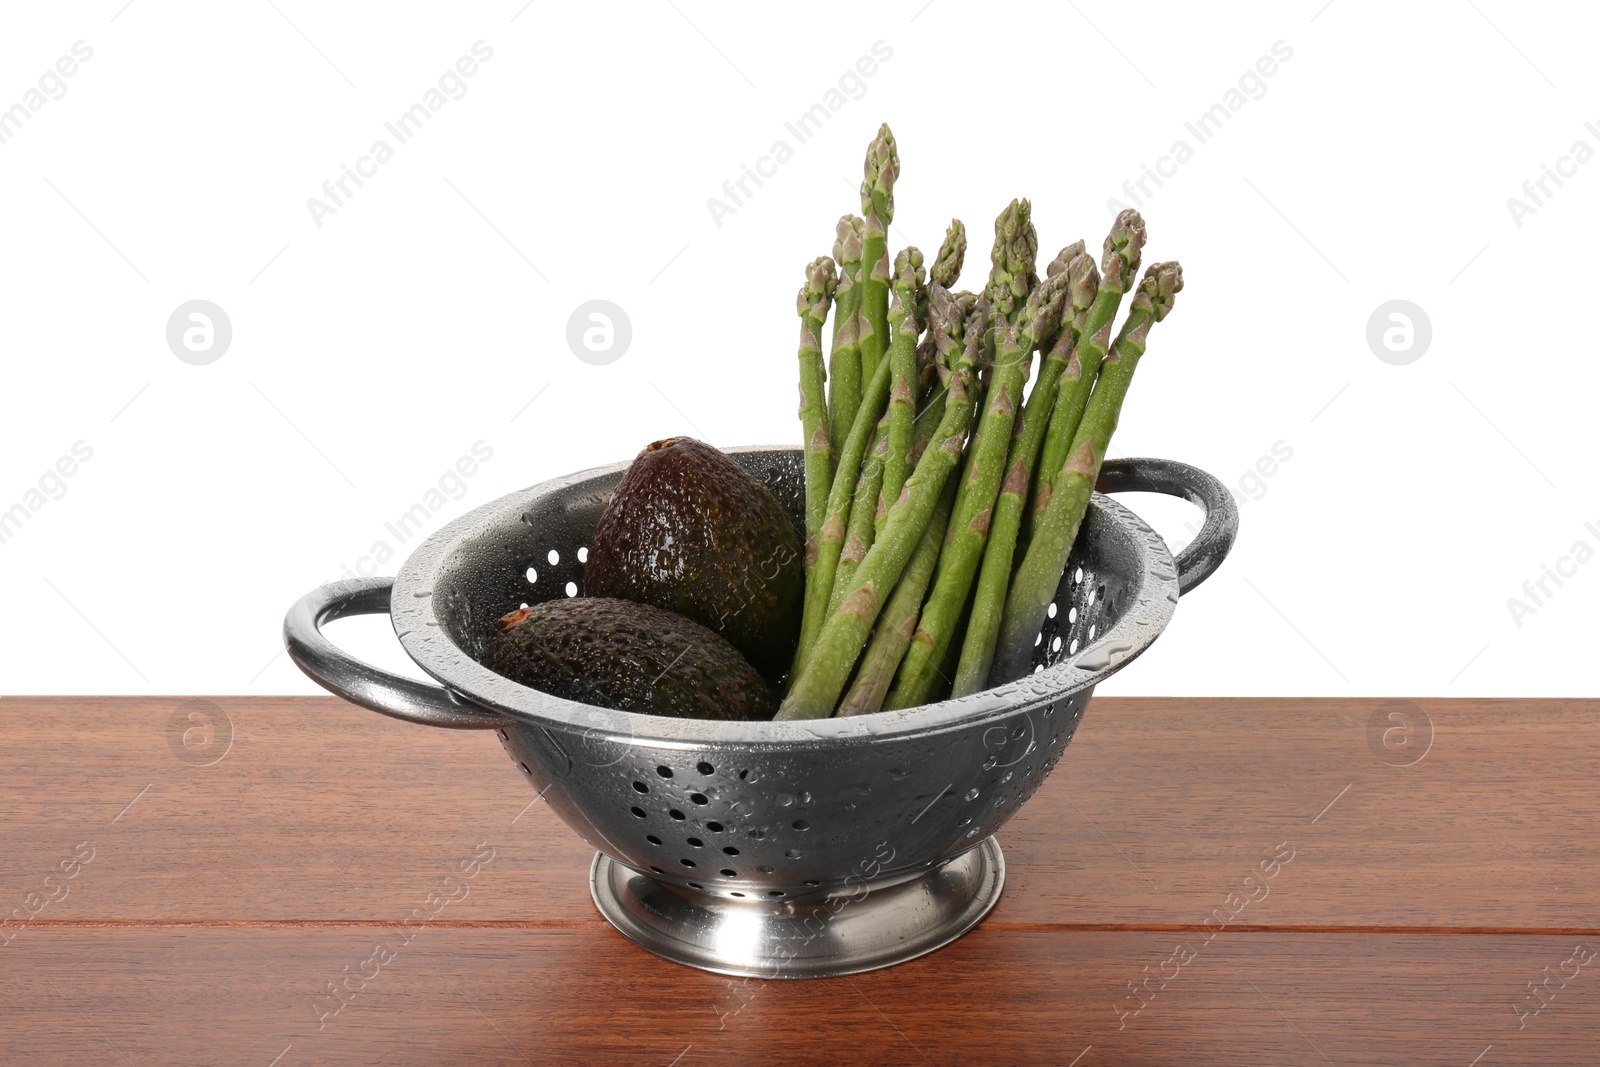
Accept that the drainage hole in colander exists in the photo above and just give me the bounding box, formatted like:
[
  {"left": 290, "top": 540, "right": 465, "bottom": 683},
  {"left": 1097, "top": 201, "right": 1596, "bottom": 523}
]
[
  {"left": 687, "top": 837, "right": 703, "bottom": 847},
  {"left": 1089, "top": 624, "right": 1097, "bottom": 639},
  {"left": 748, "top": 828, "right": 764, "bottom": 839},
  {"left": 689, "top": 793, "right": 709, "bottom": 805},
  {"left": 1043, "top": 704, "right": 1055, "bottom": 717},
  {"left": 1047, "top": 602, "right": 1057, "bottom": 618},
  {"left": 688, "top": 882, "right": 702, "bottom": 889},
  {"left": 547, "top": 549, "right": 560, "bottom": 565},
  {"left": 630, "top": 807, "right": 647, "bottom": 819},
  {"left": 785, "top": 849, "right": 802, "bottom": 859},
  {"left": 696, "top": 761, "right": 715, "bottom": 775},
  {"left": 520, "top": 762, "right": 531, "bottom": 775},
  {"left": 792, "top": 819, "right": 810, "bottom": 831},
  {"left": 757, "top": 864, "right": 774, "bottom": 873},
  {"left": 632, "top": 781, "right": 648, "bottom": 793},
  {"left": 650, "top": 866, "right": 664, "bottom": 874},
  {"left": 738, "top": 769, "right": 749, "bottom": 780},
  {"left": 656, "top": 765, "right": 673, "bottom": 778},
  {"left": 731, "top": 892, "right": 746, "bottom": 897},
  {"left": 680, "top": 859, "right": 696, "bottom": 868},
  {"left": 1051, "top": 636, "right": 1062, "bottom": 653},
  {"left": 1033, "top": 633, "right": 1041, "bottom": 647},
  {"left": 646, "top": 835, "right": 662, "bottom": 845},
  {"left": 803, "top": 878, "right": 819, "bottom": 886},
  {"left": 722, "top": 846, "right": 740, "bottom": 856},
  {"left": 1096, "top": 582, "right": 1106, "bottom": 603},
  {"left": 565, "top": 582, "right": 577, "bottom": 597},
  {"left": 1068, "top": 606, "right": 1078, "bottom": 623},
  {"left": 1074, "top": 566, "right": 1084, "bottom": 584},
  {"left": 720, "top": 869, "right": 737, "bottom": 877},
  {"left": 767, "top": 890, "right": 784, "bottom": 897},
  {"left": 1069, "top": 638, "right": 1079, "bottom": 654},
  {"left": 706, "top": 821, "right": 724, "bottom": 832},
  {"left": 577, "top": 546, "right": 588, "bottom": 563},
  {"left": 668, "top": 809, "right": 685, "bottom": 820},
  {"left": 525, "top": 567, "right": 538, "bottom": 584}
]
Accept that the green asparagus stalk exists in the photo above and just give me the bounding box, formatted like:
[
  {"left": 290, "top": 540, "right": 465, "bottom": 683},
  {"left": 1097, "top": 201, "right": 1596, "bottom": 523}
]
[
  {"left": 857, "top": 124, "right": 899, "bottom": 388},
  {"left": 950, "top": 246, "right": 1094, "bottom": 697},
  {"left": 984, "top": 199, "right": 1038, "bottom": 327},
  {"left": 836, "top": 475, "right": 959, "bottom": 716},
  {"left": 909, "top": 289, "right": 973, "bottom": 465},
  {"left": 796, "top": 255, "right": 839, "bottom": 659},
  {"left": 994, "top": 262, "right": 1183, "bottom": 683},
  {"left": 827, "top": 216, "right": 867, "bottom": 468},
  {"left": 878, "top": 247, "right": 925, "bottom": 540},
  {"left": 777, "top": 292, "right": 990, "bottom": 720},
  {"left": 1029, "top": 210, "right": 1146, "bottom": 542},
  {"left": 930, "top": 219, "right": 967, "bottom": 292},
  {"left": 794, "top": 348, "right": 894, "bottom": 674},
  {"left": 910, "top": 221, "right": 964, "bottom": 419},
  {"left": 884, "top": 258, "right": 1062, "bottom": 710},
  {"left": 831, "top": 410, "right": 889, "bottom": 616}
]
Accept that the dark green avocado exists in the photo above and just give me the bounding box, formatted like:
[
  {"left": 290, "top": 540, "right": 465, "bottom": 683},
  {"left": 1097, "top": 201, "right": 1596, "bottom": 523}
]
[
  {"left": 584, "top": 437, "right": 803, "bottom": 682},
  {"left": 485, "top": 597, "right": 775, "bottom": 721}
]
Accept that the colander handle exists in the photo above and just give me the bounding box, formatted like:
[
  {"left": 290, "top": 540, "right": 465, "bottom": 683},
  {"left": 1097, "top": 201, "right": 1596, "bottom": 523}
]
[
  {"left": 1096, "top": 457, "right": 1238, "bottom": 595},
  {"left": 283, "top": 577, "right": 506, "bottom": 730}
]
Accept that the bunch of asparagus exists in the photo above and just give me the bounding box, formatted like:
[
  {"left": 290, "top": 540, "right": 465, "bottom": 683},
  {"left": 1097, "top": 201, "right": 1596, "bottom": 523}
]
[{"left": 778, "top": 123, "right": 1183, "bottom": 720}]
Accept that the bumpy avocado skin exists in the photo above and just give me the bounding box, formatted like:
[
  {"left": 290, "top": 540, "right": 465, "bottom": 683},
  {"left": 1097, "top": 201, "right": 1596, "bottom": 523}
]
[
  {"left": 485, "top": 598, "right": 775, "bottom": 721},
  {"left": 584, "top": 438, "right": 804, "bottom": 682}
]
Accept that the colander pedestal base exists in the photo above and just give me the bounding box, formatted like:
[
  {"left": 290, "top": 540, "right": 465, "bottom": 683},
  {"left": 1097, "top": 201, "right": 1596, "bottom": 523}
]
[{"left": 589, "top": 836, "right": 1005, "bottom": 978}]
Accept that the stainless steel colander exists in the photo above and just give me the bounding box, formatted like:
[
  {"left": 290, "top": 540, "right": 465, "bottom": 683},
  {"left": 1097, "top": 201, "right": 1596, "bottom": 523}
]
[{"left": 283, "top": 448, "right": 1236, "bottom": 978}]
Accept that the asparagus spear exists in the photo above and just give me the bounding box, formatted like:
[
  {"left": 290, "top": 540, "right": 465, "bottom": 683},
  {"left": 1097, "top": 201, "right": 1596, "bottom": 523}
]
[
  {"left": 831, "top": 410, "right": 889, "bottom": 615},
  {"left": 857, "top": 125, "right": 899, "bottom": 389},
  {"left": 884, "top": 263, "right": 1065, "bottom": 710},
  {"left": 843, "top": 288, "right": 973, "bottom": 712},
  {"left": 794, "top": 348, "right": 894, "bottom": 673},
  {"left": 878, "top": 247, "right": 926, "bottom": 540},
  {"left": 950, "top": 246, "right": 1094, "bottom": 697},
  {"left": 837, "top": 476, "right": 959, "bottom": 716},
  {"left": 796, "top": 256, "right": 839, "bottom": 658},
  {"left": 777, "top": 292, "right": 990, "bottom": 720},
  {"left": 985, "top": 199, "right": 1038, "bottom": 327},
  {"left": 827, "top": 216, "right": 867, "bottom": 468},
  {"left": 910, "top": 289, "right": 973, "bottom": 463},
  {"left": 994, "top": 262, "right": 1184, "bottom": 683},
  {"left": 930, "top": 219, "right": 967, "bottom": 291},
  {"left": 1029, "top": 210, "right": 1146, "bottom": 542},
  {"left": 911, "top": 221, "right": 965, "bottom": 417}
]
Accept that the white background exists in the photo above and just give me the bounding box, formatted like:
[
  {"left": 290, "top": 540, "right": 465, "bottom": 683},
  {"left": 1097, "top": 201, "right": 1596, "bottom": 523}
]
[{"left": 1, "top": 0, "right": 1594, "bottom": 698}]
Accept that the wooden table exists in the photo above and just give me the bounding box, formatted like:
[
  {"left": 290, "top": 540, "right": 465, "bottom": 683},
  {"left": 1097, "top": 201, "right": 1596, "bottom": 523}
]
[{"left": 3, "top": 696, "right": 1596, "bottom": 1065}]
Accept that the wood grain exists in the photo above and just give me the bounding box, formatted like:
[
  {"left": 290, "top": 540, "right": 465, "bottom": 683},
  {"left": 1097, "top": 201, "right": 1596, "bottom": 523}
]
[
  {"left": 3, "top": 696, "right": 1599, "bottom": 1064},
  {"left": 3, "top": 925, "right": 1597, "bottom": 1065}
]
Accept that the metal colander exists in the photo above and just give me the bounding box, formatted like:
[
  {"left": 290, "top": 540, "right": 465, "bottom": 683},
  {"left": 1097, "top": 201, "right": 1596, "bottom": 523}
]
[{"left": 284, "top": 448, "right": 1235, "bottom": 978}]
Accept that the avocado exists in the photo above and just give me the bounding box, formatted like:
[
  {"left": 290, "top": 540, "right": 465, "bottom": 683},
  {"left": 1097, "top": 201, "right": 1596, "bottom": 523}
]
[
  {"left": 486, "top": 598, "right": 775, "bottom": 721},
  {"left": 585, "top": 438, "right": 804, "bottom": 682}
]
